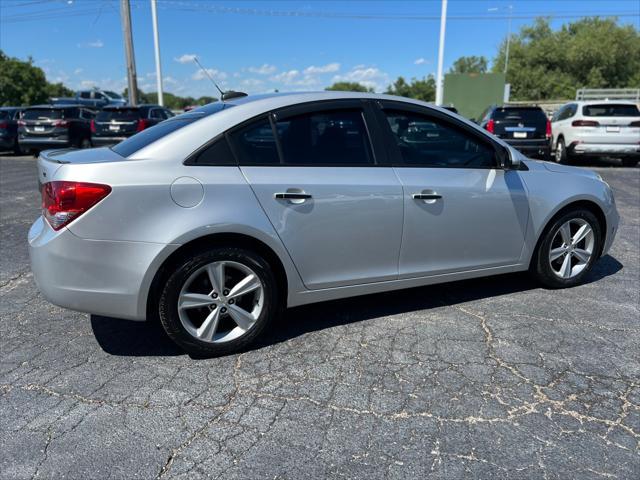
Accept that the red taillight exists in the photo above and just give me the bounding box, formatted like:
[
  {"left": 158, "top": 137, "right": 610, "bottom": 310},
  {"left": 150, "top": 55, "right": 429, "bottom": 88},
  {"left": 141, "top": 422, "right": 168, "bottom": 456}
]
[
  {"left": 572, "top": 120, "right": 599, "bottom": 127},
  {"left": 90, "top": 119, "right": 96, "bottom": 133},
  {"left": 486, "top": 119, "right": 495, "bottom": 134},
  {"left": 546, "top": 119, "right": 552, "bottom": 138},
  {"left": 0, "top": 122, "right": 7, "bottom": 129},
  {"left": 136, "top": 119, "right": 148, "bottom": 132},
  {"left": 629, "top": 120, "right": 640, "bottom": 127},
  {"left": 41, "top": 181, "right": 111, "bottom": 231},
  {"left": 54, "top": 120, "right": 69, "bottom": 128}
]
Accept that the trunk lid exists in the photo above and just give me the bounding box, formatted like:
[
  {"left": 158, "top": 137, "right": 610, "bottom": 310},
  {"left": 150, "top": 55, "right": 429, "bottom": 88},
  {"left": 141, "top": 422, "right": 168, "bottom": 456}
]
[
  {"left": 492, "top": 107, "right": 548, "bottom": 140},
  {"left": 579, "top": 104, "right": 640, "bottom": 145},
  {"left": 37, "top": 148, "right": 125, "bottom": 190},
  {"left": 93, "top": 108, "right": 142, "bottom": 137}
]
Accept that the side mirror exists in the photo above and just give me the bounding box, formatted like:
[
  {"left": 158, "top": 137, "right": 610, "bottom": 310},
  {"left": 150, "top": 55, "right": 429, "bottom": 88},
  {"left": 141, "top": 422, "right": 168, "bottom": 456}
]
[{"left": 497, "top": 146, "right": 520, "bottom": 169}]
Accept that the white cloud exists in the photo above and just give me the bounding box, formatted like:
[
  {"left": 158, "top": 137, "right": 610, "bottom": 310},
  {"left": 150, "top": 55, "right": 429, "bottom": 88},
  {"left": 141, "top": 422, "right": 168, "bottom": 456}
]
[
  {"left": 80, "top": 80, "right": 97, "bottom": 88},
  {"left": 241, "top": 78, "right": 265, "bottom": 88},
  {"left": 73, "top": 68, "right": 83, "bottom": 75},
  {"left": 303, "top": 62, "right": 340, "bottom": 75},
  {"left": 192, "top": 68, "right": 227, "bottom": 81},
  {"left": 175, "top": 54, "right": 197, "bottom": 64},
  {"left": 332, "top": 66, "right": 390, "bottom": 92},
  {"left": 77, "top": 40, "right": 104, "bottom": 48},
  {"left": 270, "top": 69, "right": 300, "bottom": 84},
  {"left": 414, "top": 57, "right": 427, "bottom": 65},
  {"left": 248, "top": 64, "right": 277, "bottom": 75}
]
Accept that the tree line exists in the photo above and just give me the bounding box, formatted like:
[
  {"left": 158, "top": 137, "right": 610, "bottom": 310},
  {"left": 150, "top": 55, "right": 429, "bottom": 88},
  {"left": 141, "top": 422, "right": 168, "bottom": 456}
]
[{"left": 1, "top": 17, "right": 638, "bottom": 107}]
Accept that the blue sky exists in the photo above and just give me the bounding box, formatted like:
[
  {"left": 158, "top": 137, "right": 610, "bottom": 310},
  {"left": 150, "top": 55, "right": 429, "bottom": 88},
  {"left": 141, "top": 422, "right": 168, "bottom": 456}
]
[{"left": 1, "top": 0, "right": 638, "bottom": 97}]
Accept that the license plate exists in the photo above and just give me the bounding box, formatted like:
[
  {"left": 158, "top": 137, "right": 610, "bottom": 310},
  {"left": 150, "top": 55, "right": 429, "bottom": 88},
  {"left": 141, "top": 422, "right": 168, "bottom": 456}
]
[
  {"left": 606, "top": 126, "right": 620, "bottom": 132},
  {"left": 513, "top": 131, "right": 527, "bottom": 138},
  {"left": 34, "top": 126, "right": 45, "bottom": 132},
  {"left": 109, "top": 125, "right": 120, "bottom": 132}
]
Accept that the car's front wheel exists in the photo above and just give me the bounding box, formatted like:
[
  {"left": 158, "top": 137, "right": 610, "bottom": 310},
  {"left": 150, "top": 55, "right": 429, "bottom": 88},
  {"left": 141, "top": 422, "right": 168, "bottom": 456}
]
[
  {"left": 158, "top": 247, "right": 278, "bottom": 356},
  {"left": 531, "top": 209, "right": 602, "bottom": 288}
]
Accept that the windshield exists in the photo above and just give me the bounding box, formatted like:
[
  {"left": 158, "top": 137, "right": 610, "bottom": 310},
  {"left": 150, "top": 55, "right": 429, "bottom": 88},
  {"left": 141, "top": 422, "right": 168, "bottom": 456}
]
[
  {"left": 97, "top": 108, "right": 140, "bottom": 122},
  {"left": 112, "top": 102, "right": 231, "bottom": 157},
  {"left": 23, "top": 109, "right": 63, "bottom": 120},
  {"left": 103, "top": 91, "right": 123, "bottom": 99},
  {"left": 583, "top": 104, "right": 640, "bottom": 117},
  {"left": 493, "top": 108, "right": 547, "bottom": 123}
]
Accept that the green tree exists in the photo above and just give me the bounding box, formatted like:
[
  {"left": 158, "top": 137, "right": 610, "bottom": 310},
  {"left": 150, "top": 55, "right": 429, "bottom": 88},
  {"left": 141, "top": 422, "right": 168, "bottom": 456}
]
[
  {"left": 449, "top": 56, "right": 488, "bottom": 74},
  {"left": 385, "top": 76, "right": 436, "bottom": 102},
  {"left": 46, "top": 82, "right": 74, "bottom": 98},
  {"left": 0, "top": 50, "right": 49, "bottom": 106},
  {"left": 493, "top": 17, "right": 640, "bottom": 100},
  {"left": 325, "top": 82, "right": 373, "bottom": 93}
]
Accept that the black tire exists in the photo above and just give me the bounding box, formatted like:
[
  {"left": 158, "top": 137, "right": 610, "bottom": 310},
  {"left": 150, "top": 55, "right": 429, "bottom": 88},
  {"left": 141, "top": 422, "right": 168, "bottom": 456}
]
[
  {"left": 621, "top": 158, "right": 638, "bottom": 167},
  {"left": 531, "top": 208, "right": 602, "bottom": 289},
  {"left": 555, "top": 137, "right": 570, "bottom": 164},
  {"left": 158, "top": 247, "right": 278, "bottom": 357}
]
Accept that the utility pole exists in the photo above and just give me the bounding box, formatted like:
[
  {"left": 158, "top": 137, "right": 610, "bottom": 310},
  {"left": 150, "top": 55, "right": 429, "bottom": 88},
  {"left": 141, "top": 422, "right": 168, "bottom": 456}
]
[
  {"left": 150, "top": 0, "right": 163, "bottom": 106},
  {"left": 435, "top": 0, "right": 447, "bottom": 106},
  {"left": 120, "top": 0, "right": 138, "bottom": 106},
  {"left": 504, "top": 5, "right": 513, "bottom": 75}
]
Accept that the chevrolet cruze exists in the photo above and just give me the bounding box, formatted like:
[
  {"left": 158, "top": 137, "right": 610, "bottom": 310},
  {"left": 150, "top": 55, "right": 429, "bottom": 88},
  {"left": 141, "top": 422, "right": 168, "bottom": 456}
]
[{"left": 28, "top": 92, "right": 619, "bottom": 356}]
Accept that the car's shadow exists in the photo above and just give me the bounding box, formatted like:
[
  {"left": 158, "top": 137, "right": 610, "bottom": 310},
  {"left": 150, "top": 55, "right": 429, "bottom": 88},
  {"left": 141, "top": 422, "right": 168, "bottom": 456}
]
[{"left": 91, "top": 254, "right": 623, "bottom": 358}]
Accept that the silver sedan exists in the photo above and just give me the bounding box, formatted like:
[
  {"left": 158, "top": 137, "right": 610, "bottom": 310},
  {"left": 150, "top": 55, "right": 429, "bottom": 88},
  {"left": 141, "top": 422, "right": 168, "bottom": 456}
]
[{"left": 29, "top": 92, "right": 619, "bottom": 356}]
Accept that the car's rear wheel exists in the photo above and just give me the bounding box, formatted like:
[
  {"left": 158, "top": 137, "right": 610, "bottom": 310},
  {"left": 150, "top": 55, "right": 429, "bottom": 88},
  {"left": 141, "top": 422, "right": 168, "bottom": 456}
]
[
  {"left": 531, "top": 209, "right": 602, "bottom": 288},
  {"left": 158, "top": 247, "right": 278, "bottom": 357},
  {"left": 555, "top": 137, "right": 569, "bottom": 164},
  {"left": 621, "top": 158, "right": 638, "bottom": 167}
]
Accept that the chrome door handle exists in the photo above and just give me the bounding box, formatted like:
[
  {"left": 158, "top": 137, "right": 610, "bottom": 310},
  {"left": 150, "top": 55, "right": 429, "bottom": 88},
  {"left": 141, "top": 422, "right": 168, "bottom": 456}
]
[
  {"left": 274, "top": 192, "right": 312, "bottom": 200},
  {"left": 412, "top": 193, "right": 442, "bottom": 200}
]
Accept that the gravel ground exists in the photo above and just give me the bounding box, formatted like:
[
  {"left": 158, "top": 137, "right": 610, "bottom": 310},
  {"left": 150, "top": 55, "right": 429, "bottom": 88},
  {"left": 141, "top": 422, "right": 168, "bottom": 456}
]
[{"left": 1, "top": 154, "right": 638, "bottom": 479}]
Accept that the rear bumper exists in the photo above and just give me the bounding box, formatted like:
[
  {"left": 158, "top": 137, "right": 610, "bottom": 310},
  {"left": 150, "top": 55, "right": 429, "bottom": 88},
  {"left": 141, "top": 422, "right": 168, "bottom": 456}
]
[
  {"left": 569, "top": 142, "right": 640, "bottom": 157},
  {"left": 91, "top": 136, "right": 129, "bottom": 147},
  {"left": 19, "top": 137, "right": 70, "bottom": 150},
  {"left": 28, "top": 216, "right": 179, "bottom": 321},
  {"left": 0, "top": 136, "right": 15, "bottom": 150},
  {"left": 502, "top": 138, "right": 551, "bottom": 158}
]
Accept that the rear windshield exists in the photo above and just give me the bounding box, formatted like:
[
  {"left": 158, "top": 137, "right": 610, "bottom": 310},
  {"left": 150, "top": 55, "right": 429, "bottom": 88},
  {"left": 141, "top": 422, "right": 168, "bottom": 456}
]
[
  {"left": 97, "top": 108, "right": 140, "bottom": 122},
  {"left": 0, "top": 111, "right": 10, "bottom": 120},
  {"left": 583, "top": 104, "right": 640, "bottom": 117},
  {"left": 493, "top": 108, "right": 547, "bottom": 123},
  {"left": 104, "top": 91, "right": 123, "bottom": 99},
  {"left": 111, "top": 102, "right": 231, "bottom": 157},
  {"left": 23, "top": 109, "right": 63, "bottom": 120}
]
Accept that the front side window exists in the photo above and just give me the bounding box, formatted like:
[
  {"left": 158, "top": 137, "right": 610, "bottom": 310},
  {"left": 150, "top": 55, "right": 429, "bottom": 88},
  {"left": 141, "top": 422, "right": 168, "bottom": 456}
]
[
  {"left": 80, "top": 91, "right": 91, "bottom": 99},
  {"left": 275, "top": 109, "right": 373, "bottom": 165},
  {"left": 383, "top": 109, "right": 496, "bottom": 168},
  {"left": 149, "top": 109, "right": 163, "bottom": 120}
]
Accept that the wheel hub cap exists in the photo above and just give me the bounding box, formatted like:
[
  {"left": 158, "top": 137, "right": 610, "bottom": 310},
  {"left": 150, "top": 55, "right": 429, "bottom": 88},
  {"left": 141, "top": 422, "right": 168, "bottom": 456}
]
[{"left": 548, "top": 218, "right": 595, "bottom": 279}]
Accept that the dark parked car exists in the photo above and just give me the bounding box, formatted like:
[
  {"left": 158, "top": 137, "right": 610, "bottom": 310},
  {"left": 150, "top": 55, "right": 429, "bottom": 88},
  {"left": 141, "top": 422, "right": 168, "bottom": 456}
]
[
  {"left": 478, "top": 105, "right": 551, "bottom": 160},
  {"left": 0, "top": 107, "right": 24, "bottom": 154},
  {"left": 91, "top": 104, "right": 174, "bottom": 147},
  {"left": 18, "top": 105, "right": 95, "bottom": 155}
]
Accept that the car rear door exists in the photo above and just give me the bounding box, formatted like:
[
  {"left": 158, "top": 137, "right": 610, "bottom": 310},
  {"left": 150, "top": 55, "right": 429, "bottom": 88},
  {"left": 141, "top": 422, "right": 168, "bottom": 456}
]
[
  {"left": 374, "top": 101, "right": 529, "bottom": 277},
  {"left": 235, "top": 100, "right": 404, "bottom": 290}
]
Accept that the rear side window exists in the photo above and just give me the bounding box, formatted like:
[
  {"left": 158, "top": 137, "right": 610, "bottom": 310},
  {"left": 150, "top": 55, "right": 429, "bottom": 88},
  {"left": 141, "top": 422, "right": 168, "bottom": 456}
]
[
  {"left": 493, "top": 108, "right": 547, "bottom": 123},
  {"left": 384, "top": 109, "right": 496, "bottom": 168},
  {"left": 583, "top": 104, "right": 640, "bottom": 117},
  {"left": 97, "top": 109, "right": 140, "bottom": 122},
  {"left": 229, "top": 118, "right": 280, "bottom": 165},
  {"left": 189, "top": 136, "right": 236, "bottom": 166},
  {"left": 275, "top": 109, "right": 373, "bottom": 165},
  {"left": 23, "top": 109, "right": 63, "bottom": 120}
]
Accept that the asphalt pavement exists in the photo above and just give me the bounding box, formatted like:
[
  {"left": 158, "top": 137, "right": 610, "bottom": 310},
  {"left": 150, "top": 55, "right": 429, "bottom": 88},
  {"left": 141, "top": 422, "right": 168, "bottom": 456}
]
[{"left": 1, "top": 154, "right": 638, "bottom": 479}]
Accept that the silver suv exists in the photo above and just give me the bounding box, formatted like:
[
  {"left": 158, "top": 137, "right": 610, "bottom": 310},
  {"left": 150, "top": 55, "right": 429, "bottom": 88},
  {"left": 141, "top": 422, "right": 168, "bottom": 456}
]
[{"left": 29, "top": 92, "right": 619, "bottom": 356}]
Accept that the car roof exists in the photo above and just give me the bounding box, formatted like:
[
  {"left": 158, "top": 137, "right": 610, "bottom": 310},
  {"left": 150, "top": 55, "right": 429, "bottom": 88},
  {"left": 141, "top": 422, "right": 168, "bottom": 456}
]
[
  {"left": 102, "top": 104, "right": 162, "bottom": 110},
  {"left": 26, "top": 104, "right": 83, "bottom": 109},
  {"left": 573, "top": 100, "right": 639, "bottom": 106}
]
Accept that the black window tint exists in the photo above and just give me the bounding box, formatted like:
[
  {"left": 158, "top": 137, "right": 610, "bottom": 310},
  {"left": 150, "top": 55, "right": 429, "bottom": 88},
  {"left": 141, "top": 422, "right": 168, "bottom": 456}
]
[
  {"left": 229, "top": 118, "right": 280, "bottom": 165},
  {"left": 492, "top": 108, "right": 547, "bottom": 123},
  {"left": 112, "top": 119, "right": 192, "bottom": 157},
  {"left": 0, "top": 111, "right": 9, "bottom": 120},
  {"left": 384, "top": 110, "right": 496, "bottom": 168},
  {"left": 23, "top": 109, "right": 63, "bottom": 120},
  {"left": 80, "top": 91, "right": 91, "bottom": 99},
  {"left": 583, "top": 104, "right": 640, "bottom": 117},
  {"left": 190, "top": 136, "right": 236, "bottom": 165},
  {"left": 97, "top": 108, "right": 141, "bottom": 122},
  {"left": 275, "top": 109, "right": 372, "bottom": 165},
  {"left": 150, "top": 109, "right": 163, "bottom": 120}
]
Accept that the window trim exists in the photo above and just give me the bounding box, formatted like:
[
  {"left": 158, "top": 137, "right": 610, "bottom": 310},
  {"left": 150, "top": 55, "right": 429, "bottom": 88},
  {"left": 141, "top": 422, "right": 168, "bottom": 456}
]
[
  {"left": 373, "top": 100, "right": 508, "bottom": 169},
  {"left": 183, "top": 133, "right": 238, "bottom": 166}
]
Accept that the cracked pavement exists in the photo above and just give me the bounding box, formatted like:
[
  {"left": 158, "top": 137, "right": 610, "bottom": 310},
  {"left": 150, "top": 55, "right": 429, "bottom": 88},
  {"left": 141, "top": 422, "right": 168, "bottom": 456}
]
[{"left": 1, "top": 155, "right": 638, "bottom": 479}]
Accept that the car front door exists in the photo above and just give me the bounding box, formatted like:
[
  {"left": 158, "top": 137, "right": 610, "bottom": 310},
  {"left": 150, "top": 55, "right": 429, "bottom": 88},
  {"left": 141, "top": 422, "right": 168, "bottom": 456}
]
[
  {"left": 375, "top": 102, "right": 529, "bottom": 278},
  {"left": 234, "top": 101, "right": 404, "bottom": 290}
]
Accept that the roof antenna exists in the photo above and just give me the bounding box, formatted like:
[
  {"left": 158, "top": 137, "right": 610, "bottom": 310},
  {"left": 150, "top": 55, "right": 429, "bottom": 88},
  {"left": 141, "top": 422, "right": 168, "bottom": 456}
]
[
  {"left": 192, "top": 57, "right": 247, "bottom": 102},
  {"left": 192, "top": 56, "right": 224, "bottom": 99}
]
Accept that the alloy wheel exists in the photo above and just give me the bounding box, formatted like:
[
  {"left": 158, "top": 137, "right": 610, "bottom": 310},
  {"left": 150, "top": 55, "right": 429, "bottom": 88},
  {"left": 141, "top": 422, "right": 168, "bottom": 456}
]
[
  {"left": 548, "top": 218, "right": 595, "bottom": 279},
  {"left": 177, "top": 260, "right": 264, "bottom": 343}
]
